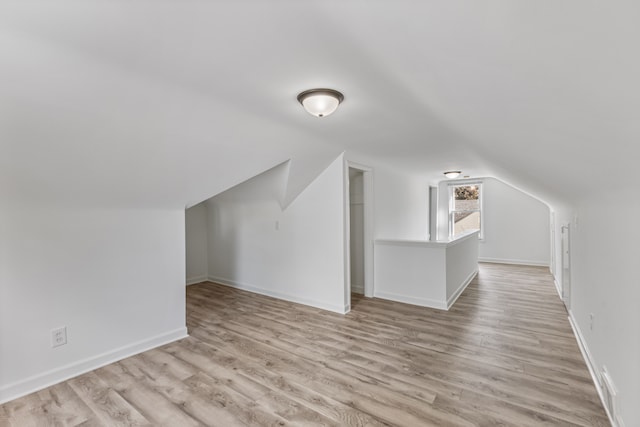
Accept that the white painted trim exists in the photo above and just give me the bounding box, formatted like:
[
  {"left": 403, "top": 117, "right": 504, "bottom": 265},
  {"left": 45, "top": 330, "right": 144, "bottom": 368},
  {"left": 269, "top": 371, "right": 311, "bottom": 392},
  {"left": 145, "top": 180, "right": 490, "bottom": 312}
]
[
  {"left": 375, "top": 239, "right": 450, "bottom": 248},
  {"left": 478, "top": 257, "right": 549, "bottom": 267},
  {"left": 446, "top": 179, "right": 483, "bottom": 187},
  {"left": 0, "top": 327, "right": 188, "bottom": 405},
  {"left": 208, "top": 275, "right": 347, "bottom": 314},
  {"left": 186, "top": 275, "right": 208, "bottom": 286},
  {"left": 347, "top": 161, "right": 375, "bottom": 299},
  {"left": 447, "top": 181, "right": 484, "bottom": 240},
  {"left": 343, "top": 160, "right": 352, "bottom": 315},
  {"left": 568, "top": 312, "right": 601, "bottom": 398},
  {"left": 376, "top": 230, "right": 479, "bottom": 249},
  {"left": 568, "top": 311, "right": 622, "bottom": 427},
  {"left": 347, "top": 161, "right": 373, "bottom": 172},
  {"left": 373, "top": 291, "right": 447, "bottom": 310},
  {"left": 447, "top": 269, "right": 478, "bottom": 309},
  {"left": 429, "top": 185, "right": 438, "bottom": 241},
  {"left": 363, "top": 168, "right": 374, "bottom": 298}
]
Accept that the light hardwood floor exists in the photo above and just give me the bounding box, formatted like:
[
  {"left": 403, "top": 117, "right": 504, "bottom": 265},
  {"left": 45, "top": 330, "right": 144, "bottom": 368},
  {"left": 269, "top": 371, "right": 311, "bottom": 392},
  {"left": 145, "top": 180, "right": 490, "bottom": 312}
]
[{"left": 1, "top": 263, "right": 609, "bottom": 426}]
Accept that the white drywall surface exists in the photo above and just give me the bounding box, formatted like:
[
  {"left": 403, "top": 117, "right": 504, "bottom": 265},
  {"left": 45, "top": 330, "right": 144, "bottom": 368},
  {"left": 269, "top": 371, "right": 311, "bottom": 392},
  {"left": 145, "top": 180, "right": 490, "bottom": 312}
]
[
  {"left": 438, "top": 177, "right": 550, "bottom": 266},
  {"left": 445, "top": 235, "right": 479, "bottom": 302},
  {"left": 185, "top": 203, "right": 208, "bottom": 284},
  {"left": 373, "top": 166, "right": 429, "bottom": 241},
  {"left": 0, "top": 205, "right": 187, "bottom": 403},
  {"left": 205, "top": 155, "right": 347, "bottom": 313},
  {"left": 570, "top": 189, "right": 640, "bottom": 426},
  {"left": 374, "top": 242, "right": 447, "bottom": 308},
  {"left": 374, "top": 232, "right": 479, "bottom": 310}
]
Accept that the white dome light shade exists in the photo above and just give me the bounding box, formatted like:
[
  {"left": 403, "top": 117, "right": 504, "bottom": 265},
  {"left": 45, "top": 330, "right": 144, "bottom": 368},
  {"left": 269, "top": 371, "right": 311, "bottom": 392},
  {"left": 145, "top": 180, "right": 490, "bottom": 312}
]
[
  {"left": 444, "top": 171, "right": 462, "bottom": 179},
  {"left": 297, "top": 89, "right": 344, "bottom": 118}
]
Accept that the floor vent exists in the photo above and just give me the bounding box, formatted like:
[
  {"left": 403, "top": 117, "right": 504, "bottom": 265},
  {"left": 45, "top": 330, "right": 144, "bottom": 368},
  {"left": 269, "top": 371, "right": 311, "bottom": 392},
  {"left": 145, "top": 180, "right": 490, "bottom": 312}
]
[{"left": 600, "top": 367, "right": 617, "bottom": 424}]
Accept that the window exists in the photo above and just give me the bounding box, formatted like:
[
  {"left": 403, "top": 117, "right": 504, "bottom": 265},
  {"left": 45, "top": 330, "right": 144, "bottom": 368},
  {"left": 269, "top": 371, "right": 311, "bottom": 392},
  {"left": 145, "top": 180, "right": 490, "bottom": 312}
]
[{"left": 449, "top": 183, "right": 483, "bottom": 238}]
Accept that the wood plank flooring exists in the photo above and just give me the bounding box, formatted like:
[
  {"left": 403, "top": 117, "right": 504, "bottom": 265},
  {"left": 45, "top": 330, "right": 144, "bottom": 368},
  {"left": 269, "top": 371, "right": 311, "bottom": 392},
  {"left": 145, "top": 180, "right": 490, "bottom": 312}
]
[{"left": 1, "top": 263, "right": 609, "bottom": 426}]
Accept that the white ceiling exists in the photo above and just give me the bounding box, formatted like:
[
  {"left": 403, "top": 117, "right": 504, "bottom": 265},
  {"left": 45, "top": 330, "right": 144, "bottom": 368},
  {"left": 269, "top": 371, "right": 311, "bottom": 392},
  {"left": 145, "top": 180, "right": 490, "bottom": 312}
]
[{"left": 1, "top": 1, "right": 638, "bottom": 209}]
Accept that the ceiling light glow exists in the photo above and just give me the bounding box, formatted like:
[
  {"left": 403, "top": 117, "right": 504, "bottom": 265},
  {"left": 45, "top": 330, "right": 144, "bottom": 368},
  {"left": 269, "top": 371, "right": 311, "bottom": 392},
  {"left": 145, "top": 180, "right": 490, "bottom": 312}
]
[{"left": 297, "top": 88, "right": 344, "bottom": 118}]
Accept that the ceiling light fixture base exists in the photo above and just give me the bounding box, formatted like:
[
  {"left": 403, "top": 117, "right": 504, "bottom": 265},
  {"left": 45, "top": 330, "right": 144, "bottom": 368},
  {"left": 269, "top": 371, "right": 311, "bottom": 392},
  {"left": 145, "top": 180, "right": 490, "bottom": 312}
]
[
  {"left": 297, "top": 88, "right": 344, "bottom": 118},
  {"left": 444, "top": 171, "right": 462, "bottom": 179}
]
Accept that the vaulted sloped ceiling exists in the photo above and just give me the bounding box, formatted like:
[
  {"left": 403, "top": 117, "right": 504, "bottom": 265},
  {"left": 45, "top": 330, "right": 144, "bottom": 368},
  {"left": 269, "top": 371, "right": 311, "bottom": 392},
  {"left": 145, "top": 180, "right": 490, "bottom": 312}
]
[{"left": 1, "top": 1, "right": 638, "bottom": 209}]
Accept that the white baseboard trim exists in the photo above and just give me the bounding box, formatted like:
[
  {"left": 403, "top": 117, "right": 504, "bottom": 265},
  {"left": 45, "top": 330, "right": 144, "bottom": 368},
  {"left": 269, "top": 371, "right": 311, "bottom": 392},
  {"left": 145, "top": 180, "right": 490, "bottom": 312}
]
[
  {"left": 568, "top": 311, "right": 622, "bottom": 427},
  {"left": 373, "top": 291, "right": 447, "bottom": 310},
  {"left": 568, "top": 311, "right": 600, "bottom": 385},
  {"left": 207, "top": 275, "right": 347, "bottom": 314},
  {"left": 447, "top": 269, "right": 478, "bottom": 309},
  {"left": 351, "top": 284, "right": 364, "bottom": 294},
  {"left": 478, "top": 257, "right": 549, "bottom": 267},
  {"left": 0, "top": 327, "right": 188, "bottom": 405},
  {"left": 186, "top": 275, "right": 208, "bottom": 286}
]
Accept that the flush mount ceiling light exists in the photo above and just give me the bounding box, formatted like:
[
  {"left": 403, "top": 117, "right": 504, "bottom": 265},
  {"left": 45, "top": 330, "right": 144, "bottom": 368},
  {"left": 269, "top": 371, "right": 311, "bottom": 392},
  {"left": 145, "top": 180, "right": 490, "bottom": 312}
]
[
  {"left": 444, "top": 171, "right": 462, "bottom": 179},
  {"left": 297, "top": 88, "right": 344, "bottom": 118}
]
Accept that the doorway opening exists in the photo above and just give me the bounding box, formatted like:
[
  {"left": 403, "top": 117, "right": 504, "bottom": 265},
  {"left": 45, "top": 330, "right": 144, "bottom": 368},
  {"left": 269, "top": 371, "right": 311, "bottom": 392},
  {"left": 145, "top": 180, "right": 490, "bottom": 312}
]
[
  {"left": 345, "top": 162, "right": 373, "bottom": 312},
  {"left": 429, "top": 186, "right": 438, "bottom": 240},
  {"left": 349, "top": 168, "right": 365, "bottom": 296}
]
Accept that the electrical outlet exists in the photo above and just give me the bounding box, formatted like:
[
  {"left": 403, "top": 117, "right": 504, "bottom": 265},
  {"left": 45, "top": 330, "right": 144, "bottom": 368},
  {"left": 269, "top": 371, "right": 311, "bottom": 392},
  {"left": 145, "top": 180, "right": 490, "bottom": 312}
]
[
  {"left": 51, "top": 326, "right": 67, "bottom": 348},
  {"left": 589, "top": 313, "right": 594, "bottom": 331}
]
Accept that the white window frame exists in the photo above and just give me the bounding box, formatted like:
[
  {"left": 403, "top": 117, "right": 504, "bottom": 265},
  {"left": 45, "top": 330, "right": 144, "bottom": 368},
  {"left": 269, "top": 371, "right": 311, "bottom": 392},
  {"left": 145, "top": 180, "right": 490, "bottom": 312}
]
[{"left": 448, "top": 181, "right": 484, "bottom": 239}]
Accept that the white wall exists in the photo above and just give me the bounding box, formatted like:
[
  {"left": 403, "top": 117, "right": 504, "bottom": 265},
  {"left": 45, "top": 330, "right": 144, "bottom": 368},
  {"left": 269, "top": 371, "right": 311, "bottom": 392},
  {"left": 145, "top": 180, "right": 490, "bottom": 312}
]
[
  {"left": 193, "top": 153, "right": 431, "bottom": 314},
  {"left": 445, "top": 233, "right": 479, "bottom": 305},
  {"left": 205, "top": 155, "right": 347, "bottom": 313},
  {"left": 569, "top": 189, "right": 640, "bottom": 426},
  {"left": 374, "top": 165, "right": 429, "bottom": 240},
  {"left": 0, "top": 205, "right": 187, "bottom": 403},
  {"left": 479, "top": 177, "right": 550, "bottom": 266},
  {"left": 374, "top": 242, "right": 447, "bottom": 308},
  {"left": 185, "top": 203, "right": 208, "bottom": 284},
  {"left": 343, "top": 152, "right": 429, "bottom": 241},
  {"left": 374, "top": 231, "right": 479, "bottom": 310},
  {"left": 438, "top": 177, "right": 550, "bottom": 266}
]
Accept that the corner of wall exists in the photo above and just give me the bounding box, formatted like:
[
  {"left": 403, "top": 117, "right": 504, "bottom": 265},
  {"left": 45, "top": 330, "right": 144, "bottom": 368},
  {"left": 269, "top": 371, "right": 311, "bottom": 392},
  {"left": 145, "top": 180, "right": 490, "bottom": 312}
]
[{"left": 203, "top": 153, "right": 347, "bottom": 315}]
